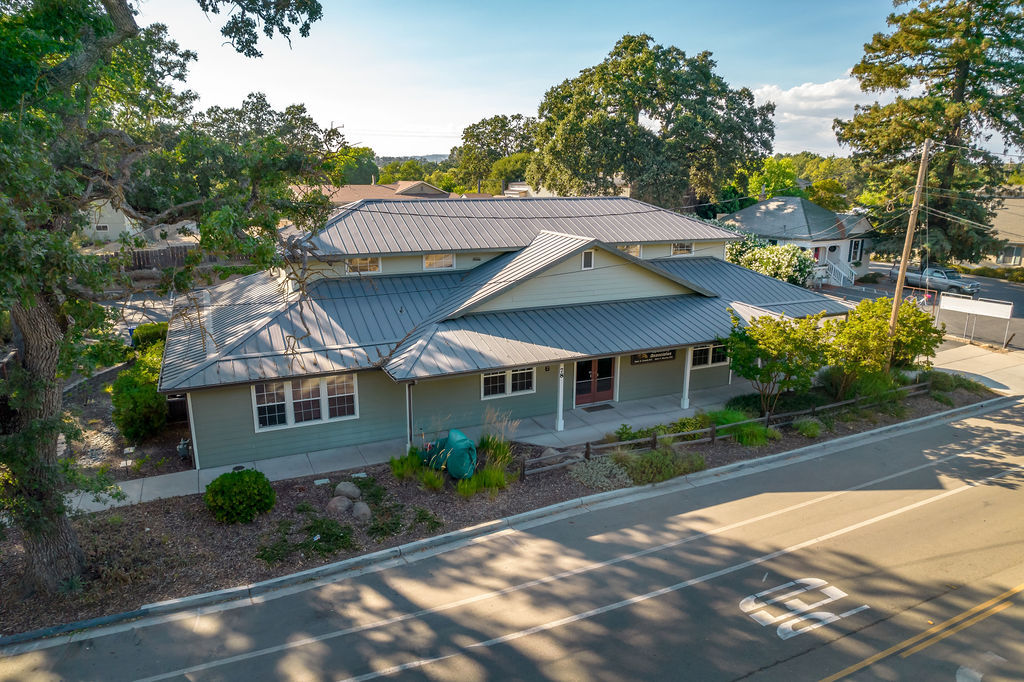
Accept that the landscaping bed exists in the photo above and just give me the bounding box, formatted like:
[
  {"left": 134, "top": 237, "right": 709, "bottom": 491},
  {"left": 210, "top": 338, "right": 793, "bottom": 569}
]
[{"left": 0, "top": 386, "right": 993, "bottom": 639}]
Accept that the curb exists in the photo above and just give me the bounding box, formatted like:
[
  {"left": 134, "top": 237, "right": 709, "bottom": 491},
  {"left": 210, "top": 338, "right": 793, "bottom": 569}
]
[{"left": 2, "top": 394, "right": 1018, "bottom": 650}]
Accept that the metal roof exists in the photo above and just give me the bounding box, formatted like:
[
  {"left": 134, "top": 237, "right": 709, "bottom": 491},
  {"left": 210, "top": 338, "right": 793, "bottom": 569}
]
[
  {"left": 161, "top": 255, "right": 848, "bottom": 390},
  {"left": 310, "top": 196, "right": 740, "bottom": 256},
  {"left": 721, "top": 197, "right": 872, "bottom": 242}
]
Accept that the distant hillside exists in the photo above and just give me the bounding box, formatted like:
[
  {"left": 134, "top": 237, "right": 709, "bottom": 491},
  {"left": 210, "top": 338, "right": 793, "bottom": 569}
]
[{"left": 376, "top": 154, "right": 449, "bottom": 165}]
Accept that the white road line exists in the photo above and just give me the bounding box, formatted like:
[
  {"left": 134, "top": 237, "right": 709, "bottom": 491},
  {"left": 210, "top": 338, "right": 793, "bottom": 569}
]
[
  {"left": 131, "top": 437, "right": 1020, "bottom": 682},
  {"left": 344, "top": 465, "right": 1019, "bottom": 682}
]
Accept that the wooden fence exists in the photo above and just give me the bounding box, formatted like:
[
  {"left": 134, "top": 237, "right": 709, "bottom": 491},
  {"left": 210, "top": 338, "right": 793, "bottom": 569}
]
[
  {"left": 520, "top": 381, "right": 932, "bottom": 478},
  {"left": 96, "top": 245, "right": 220, "bottom": 270}
]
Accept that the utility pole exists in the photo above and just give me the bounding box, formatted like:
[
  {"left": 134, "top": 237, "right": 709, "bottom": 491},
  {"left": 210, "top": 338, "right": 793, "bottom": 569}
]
[{"left": 889, "top": 138, "right": 932, "bottom": 336}]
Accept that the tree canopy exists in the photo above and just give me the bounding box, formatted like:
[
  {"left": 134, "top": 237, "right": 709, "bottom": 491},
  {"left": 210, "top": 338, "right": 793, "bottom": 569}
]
[
  {"left": 835, "top": 0, "right": 1024, "bottom": 263},
  {"left": 0, "top": 0, "right": 331, "bottom": 594},
  {"left": 528, "top": 34, "right": 775, "bottom": 211},
  {"left": 448, "top": 114, "right": 536, "bottom": 190}
]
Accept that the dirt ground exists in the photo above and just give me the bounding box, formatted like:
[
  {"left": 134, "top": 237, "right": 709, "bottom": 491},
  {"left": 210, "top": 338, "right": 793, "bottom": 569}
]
[
  {"left": 64, "top": 372, "right": 193, "bottom": 481},
  {"left": 0, "top": 387, "right": 992, "bottom": 638}
]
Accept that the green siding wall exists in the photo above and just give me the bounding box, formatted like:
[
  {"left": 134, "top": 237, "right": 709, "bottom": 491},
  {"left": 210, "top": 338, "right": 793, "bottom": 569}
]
[
  {"left": 189, "top": 370, "right": 405, "bottom": 468},
  {"left": 475, "top": 249, "right": 690, "bottom": 313},
  {"left": 690, "top": 364, "right": 731, "bottom": 390},
  {"left": 410, "top": 364, "right": 571, "bottom": 439},
  {"left": 617, "top": 353, "right": 685, "bottom": 401}
]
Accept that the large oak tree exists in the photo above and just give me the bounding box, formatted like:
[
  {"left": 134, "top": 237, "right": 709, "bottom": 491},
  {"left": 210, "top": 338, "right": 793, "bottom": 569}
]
[
  {"left": 835, "top": 0, "right": 1024, "bottom": 262},
  {"left": 0, "top": 0, "right": 336, "bottom": 594},
  {"left": 528, "top": 34, "right": 775, "bottom": 212}
]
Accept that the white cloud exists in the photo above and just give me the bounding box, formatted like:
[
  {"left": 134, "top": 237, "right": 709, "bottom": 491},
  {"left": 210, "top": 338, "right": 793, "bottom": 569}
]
[{"left": 753, "top": 76, "right": 871, "bottom": 156}]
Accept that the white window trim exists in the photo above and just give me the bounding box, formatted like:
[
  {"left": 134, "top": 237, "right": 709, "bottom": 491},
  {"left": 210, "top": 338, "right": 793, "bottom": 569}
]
[
  {"left": 671, "top": 242, "right": 694, "bottom": 256},
  {"left": 690, "top": 344, "right": 729, "bottom": 369},
  {"left": 344, "top": 257, "right": 381, "bottom": 276},
  {"left": 423, "top": 253, "right": 456, "bottom": 271},
  {"left": 480, "top": 367, "right": 536, "bottom": 400},
  {"left": 581, "top": 249, "right": 595, "bottom": 270},
  {"left": 848, "top": 239, "right": 864, "bottom": 263},
  {"left": 251, "top": 375, "right": 359, "bottom": 432}
]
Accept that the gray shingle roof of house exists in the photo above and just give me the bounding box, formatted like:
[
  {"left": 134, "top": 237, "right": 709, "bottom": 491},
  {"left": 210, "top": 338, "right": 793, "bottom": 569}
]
[
  {"left": 720, "top": 197, "right": 871, "bottom": 242},
  {"left": 310, "top": 197, "right": 739, "bottom": 256},
  {"left": 160, "top": 254, "right": 849, "bottom": 391}
]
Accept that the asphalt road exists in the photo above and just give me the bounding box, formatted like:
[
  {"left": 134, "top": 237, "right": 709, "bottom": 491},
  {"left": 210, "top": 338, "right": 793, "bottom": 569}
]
[
  {"left": 1, "top": 399, "right": 1022, "bottom": 681},
  {"left": 826, "top": 262, "right": 1023, "bottom": 350}
]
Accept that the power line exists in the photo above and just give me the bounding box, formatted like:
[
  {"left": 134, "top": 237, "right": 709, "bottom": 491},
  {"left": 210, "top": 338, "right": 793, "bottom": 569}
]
[{"left": 930, "top": 140, "right": 1024, "bottom": 161}]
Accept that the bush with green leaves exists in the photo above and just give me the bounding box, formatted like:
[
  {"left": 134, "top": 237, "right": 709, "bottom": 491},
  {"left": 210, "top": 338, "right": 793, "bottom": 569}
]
[
  {"left": 570, "top": 457, "right": 633, "bottom": 491},
  {"left": 111, "top": 341, "right": 168, "bottom": 442},
  {"left": 204, "top": 469, "right": 276, "bottom": 523},
  {"left": 131, "top": 322, "right": 168, "bottom": 349},
  {"left": 794, "top": 417, "right": 822, "bottom": 438},
  {"left": 919, "top": 369, "right": 988, "bottom": 394},
  {"left": 612, "top": 448, "right": 706, "bottom": 485}
]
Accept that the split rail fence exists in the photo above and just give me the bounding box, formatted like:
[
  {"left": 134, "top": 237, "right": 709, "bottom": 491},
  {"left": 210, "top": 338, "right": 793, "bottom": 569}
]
[{"left": 520, "top": 381, "right": 932, "bottom": 479}]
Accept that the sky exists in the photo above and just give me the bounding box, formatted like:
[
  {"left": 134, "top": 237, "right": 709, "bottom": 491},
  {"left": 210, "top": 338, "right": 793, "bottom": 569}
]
[{"left": 133, "top": 0, "right": 899, "bottom": 158}]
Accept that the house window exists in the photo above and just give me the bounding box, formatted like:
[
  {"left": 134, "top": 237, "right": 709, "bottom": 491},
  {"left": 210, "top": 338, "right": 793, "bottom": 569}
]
[
  {"left": 345, "top": 257, "right": 380, "bottom": 274},
  {"left": 291, "top": 379, "right": 322, "bottom": 423},
  {"left": 481, "top": 367, "right": 535, "bottom": 399},
  {"left": 617, "top": 244, "right": 641, "bottom": 258},
  {"left": 326, "top": 374, "right": 356, "bottom": 418},
  {"left": 94, "top": 223, "right": 109, "bottom": 232},
  {"left": 691, "top": 344, "right": 728, "bottom": 368},
  {"left": 581, "top": 250, "right": 595, "bottom": 270},
  {"left": 252, "top": 374, "right": 359, "bottom": 431},
  {"left": 671, "top": 242, "right": 693, "bottom": 256},
  {"left": 997, "top": 245, "right": 1021, "bottom": 266},
  {"left": 254, "top": 382, "right": 288, "bottom": 428},
  {"left": 848, "top": 239, "right": 864, "bottom": 263},
  {"left": 423, "top": 253, "right": 455, "bottom": 270}
]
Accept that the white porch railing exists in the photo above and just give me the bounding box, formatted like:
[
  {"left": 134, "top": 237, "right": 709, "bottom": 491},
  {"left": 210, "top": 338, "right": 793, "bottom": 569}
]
[{"left": 815, "top": 260, "right": 856, "bottom": 287}]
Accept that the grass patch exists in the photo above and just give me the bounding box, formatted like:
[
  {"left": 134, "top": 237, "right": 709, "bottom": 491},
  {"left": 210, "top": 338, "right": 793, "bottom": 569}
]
[
  {"left": 453, "top": 465, "right": 509, "bottom": 500},
  {"left": 366, "top": 502, "right": 405, "bottom": 542},
  {"left": 299, "top": 518, "right": 357, "bottom": 556},
  {"left": 351, "top": 476, "right": 386, "bottom": 506},
  {"left": 919, "top": 369, "right": 988, "bottom": 394},
  {"left": 612, "top": 448, "right": 706, "bottom": 485},
  {"left": 930, "top": 391, "right": 954, "bottom": 406},
  {"left": 794, "top": 417, "right": 822, "bottom": 438},
  {"left": 417, "top": 468, "right": 445, "bottom": 491},
  {"left": 478, "top": 433, "right": 513, "bottom": 470},
  {"left": 408, "top": 506, "right": 443, "bottom": 532},
  {"left": 389, "top": 450, "right": 423, "bottom": 480}
]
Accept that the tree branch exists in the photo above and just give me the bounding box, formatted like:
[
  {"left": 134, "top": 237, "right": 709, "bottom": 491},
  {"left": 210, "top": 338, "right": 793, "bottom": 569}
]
[{"left": 44, "top": 0, "right": 140, "bottom": 95}]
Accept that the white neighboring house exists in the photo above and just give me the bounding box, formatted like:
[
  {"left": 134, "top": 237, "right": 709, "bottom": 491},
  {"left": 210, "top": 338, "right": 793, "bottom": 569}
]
[
  {"left": 82, "top": 200, "right": 141, "bottom": 243},
  {"left": 719, "top": 196, "right": 872, "bottom": 287},
  {"left": 989, "top": 195, "right": 1023, "bottom": 267}
]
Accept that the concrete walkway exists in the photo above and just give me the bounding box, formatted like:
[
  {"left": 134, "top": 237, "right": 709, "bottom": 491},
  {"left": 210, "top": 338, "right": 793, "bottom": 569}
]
[{"left": 69, "top": 341, "right": 1020, "bottom": 514}]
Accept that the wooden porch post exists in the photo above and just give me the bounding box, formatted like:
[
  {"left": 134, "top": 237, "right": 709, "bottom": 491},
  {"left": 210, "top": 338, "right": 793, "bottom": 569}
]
[{"left": 681, "top": 347, "right": 692, "bottom": 409}]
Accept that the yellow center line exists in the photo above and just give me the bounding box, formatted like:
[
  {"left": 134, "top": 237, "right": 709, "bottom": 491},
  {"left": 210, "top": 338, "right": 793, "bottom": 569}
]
[
  {"left": 820, "top": 582, "right": 1024, "bottom": 682},
  {"left": 899, "top": 600, "right": 1013, "bottom": 658}
]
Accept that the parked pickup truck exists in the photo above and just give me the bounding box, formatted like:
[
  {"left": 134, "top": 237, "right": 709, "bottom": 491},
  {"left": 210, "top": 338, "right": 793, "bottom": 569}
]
[{"left": 888, "top": 265, "right": 980, "bottom": 295}]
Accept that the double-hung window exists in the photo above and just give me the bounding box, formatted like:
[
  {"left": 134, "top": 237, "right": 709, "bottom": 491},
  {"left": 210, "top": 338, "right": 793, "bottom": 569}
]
[
  {"left": 481, "top": 367, "right": 535, "bottom": 399},
  {"left": 581, "top": 250, "right": 595, "bottom": 270},
  {"left": 690, "top": 344, "right": 728, "bottom": 368},
  {"left": 252, "top": 374, "right": 359, "bottom": 430},
  {"left": 848, "top": 239, "right": 864, "bottom": 263},
  {"left": 671, "top": 242, "right": 693, "bottom": 256}
]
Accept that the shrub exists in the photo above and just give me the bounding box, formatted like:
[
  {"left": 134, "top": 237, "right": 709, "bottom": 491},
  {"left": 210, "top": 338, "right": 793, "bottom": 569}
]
[
  {"left": 731, "top": 423, "right": 776, "bottom": 446},
  {"left": 352, "top": 476, "right": 386, "bottom": 505},
  {"left": 389, "top": 450, "right": 422, "bottom": 480},
  {"left": 417, "top": 468, "right": 445, "bottom": 491},
  {"left": 1008, "top": 268, "right": 1024, "bottom": 283},
  {"left": 570, "top": 457, "right": 633, "bottom": 491},
  {"left": 299, "top": 517, "right": 357, "bottom": 555},
  {"left": 204, "top": 469, "right": 276, "bottom": 523},
  {"left": 918, "top": 369, "right": 988, "bottom": 394},
  {"left": 409, "top": 506, "right": 443, "bottom": 532},
  {"left": 856, "top": 272, "right": 883, "bottom": 284},
  {"left": 111, "top": 341, "right": 168, "bottom": 442},
  {"left": 131, "top": 322, "right": 168, "bottom": 349},
  {"left": 474, "top": 465, "right": 508, "bottom": 494},
  {"left": 794, "top": 417, "right": 822, "bottom": 438},
  {"left": 367, "top": 502, "right": 405, "bottom": 541},
  {"left": 612, "top": 448, "right": 706, "bottom": 485},
  {"left": 708, "top": 409, "right": 749, "bottom": 426}
]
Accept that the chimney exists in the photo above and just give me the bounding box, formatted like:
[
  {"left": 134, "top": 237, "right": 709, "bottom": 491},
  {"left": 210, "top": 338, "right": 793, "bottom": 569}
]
[{"left": 836, "top": 217, "right": 846, "bottom": 239}]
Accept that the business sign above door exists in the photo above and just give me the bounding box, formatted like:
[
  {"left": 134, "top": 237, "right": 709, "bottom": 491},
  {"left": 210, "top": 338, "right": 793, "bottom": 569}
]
[{"left": 630, "top": 350, "right": 676, "bottom": 365}]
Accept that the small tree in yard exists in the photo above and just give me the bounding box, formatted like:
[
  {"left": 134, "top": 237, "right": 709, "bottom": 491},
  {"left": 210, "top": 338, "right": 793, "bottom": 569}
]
[
  {"left": 823, "top": 297, "right": 944, "bottom": 399},
  {"left": 111, "top": 341, "right": 167, "bottom": 442},
  {"left": 723, "top": 311, "right": 827, "bottom": 415}
]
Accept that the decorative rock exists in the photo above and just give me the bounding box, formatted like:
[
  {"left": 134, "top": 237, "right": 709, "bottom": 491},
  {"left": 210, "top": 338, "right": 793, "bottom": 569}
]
[
  {"left": 352, "top": 501, "right": 372, "bottom": 523},
  {"left": 334, "top": 481, "right": 362, "bottom": 500},
  {"left": 326, "top": 496, "right": 353, "bottom": 517},
  {"left": 541, "top": 447, "right": 559, "bottom": 460}
]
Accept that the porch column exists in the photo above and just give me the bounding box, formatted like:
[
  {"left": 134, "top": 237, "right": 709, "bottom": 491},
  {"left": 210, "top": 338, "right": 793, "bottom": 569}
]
[
  {"left": 405, "top": 383, "right": 413, "bottom": 450},
  {"left": 681, "top": 347, "right": 692, "bottom": 409},
  {"left": 556, "top": 363, "right": 565, "bottom": 431}
]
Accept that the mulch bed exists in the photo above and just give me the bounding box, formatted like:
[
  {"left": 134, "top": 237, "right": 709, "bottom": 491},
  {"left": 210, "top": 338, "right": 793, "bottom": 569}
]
[{"left": 0, "top": 387, "right": 994, "bottom": 638}]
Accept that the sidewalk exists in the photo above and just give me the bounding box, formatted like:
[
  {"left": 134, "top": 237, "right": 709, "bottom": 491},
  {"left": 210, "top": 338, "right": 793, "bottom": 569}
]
[{"left": 933, "top": 341, "right": 1024, "bottom": 396}]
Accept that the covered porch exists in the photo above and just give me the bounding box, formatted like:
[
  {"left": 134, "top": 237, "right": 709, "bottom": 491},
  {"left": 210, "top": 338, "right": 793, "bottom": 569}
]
[{"left": 463, "top": 379, "right": 756, "bottom": 449}]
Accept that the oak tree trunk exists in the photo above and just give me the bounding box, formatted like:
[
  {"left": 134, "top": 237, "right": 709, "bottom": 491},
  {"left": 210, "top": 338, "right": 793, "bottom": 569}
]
[{"left": 10, "top": 301, "right": 85, "bottom": 594}]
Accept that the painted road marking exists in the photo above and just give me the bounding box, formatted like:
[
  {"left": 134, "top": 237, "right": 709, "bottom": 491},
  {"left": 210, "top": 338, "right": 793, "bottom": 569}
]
[
  {"left": 130, "top": 448, "right": 1023, "bottom": 682},
  {"left": 740, "top": 578, "right": 869, "bottom": 640},
  {"left": 821, "top": 582, "right": 1024, "bottom": 681}
]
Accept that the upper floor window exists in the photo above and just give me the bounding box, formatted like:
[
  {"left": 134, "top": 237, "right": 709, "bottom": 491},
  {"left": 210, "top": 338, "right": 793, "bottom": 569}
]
[
  {"left": 345, "top": 257, "right": 381, "bottom": 275},
  {"left": 423, "top": 253, "right": 455, "bottom": 270},
  {"left": 252, "top": 374, "right": 358, "bottom": 431},
  {"left": 671, "top": 242, "right": 693, "bottom": 256},
  {"left": 581, "top": 250, "right": 595, "bottom": 270},
  {"left": 617, "top": 244, "right": 641, "bottom": 258}
]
